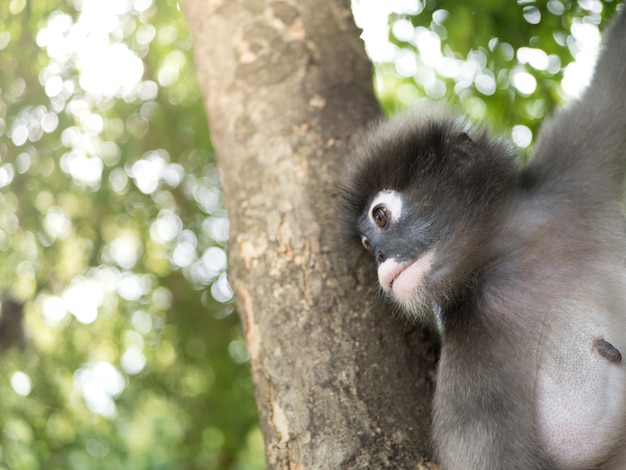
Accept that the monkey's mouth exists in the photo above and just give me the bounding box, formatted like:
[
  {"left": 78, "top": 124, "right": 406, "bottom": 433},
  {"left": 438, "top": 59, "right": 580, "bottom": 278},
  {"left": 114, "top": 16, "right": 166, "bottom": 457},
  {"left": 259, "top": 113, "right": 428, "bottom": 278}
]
[{"left": 378, "top": 251, "right": 435, "bottom": 302}]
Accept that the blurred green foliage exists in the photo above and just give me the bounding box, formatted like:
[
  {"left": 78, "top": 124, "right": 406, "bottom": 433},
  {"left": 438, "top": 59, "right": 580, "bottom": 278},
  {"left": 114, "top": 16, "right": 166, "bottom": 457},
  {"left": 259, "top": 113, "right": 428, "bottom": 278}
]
[
  {"left": 356, "top": 0, "right": 620, "bottom": 157},
  {"left": 0, "top": 0, "right": 262, "bottom": 468},
  {"left": 0, "top": 0, "right": 620, "bottom": 468}
]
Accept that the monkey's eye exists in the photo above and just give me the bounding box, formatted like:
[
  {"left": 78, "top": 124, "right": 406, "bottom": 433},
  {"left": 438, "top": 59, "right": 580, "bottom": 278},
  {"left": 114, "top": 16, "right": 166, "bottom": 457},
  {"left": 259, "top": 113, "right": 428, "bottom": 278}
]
[
  {"left": 361, "top": 235, "right": 372, "bottom": 255},
  {"left": 372, "top": 205, "right": 390, "bottom": 229}
]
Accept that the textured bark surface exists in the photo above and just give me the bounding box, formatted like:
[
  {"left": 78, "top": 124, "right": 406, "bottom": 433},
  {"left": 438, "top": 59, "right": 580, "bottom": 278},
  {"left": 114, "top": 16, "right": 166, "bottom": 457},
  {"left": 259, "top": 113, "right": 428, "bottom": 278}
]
[{"left": 182, "top": 0, "right": 439, "bottom": 467}]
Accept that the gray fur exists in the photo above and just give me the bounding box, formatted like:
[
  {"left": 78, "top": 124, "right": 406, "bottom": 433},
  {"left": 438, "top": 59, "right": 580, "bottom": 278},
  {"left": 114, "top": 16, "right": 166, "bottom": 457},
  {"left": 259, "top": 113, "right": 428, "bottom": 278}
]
[{"left": 336, "top": 7, "right": 626, "bottom": 470}]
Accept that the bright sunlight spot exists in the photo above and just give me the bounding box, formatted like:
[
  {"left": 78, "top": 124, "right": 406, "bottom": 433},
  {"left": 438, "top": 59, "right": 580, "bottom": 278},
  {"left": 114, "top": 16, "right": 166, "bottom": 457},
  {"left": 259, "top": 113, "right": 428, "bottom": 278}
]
[
  {"left": 11, "top": 371, "right": 32, "bottom": 396},
  {"left": 74, "top": 362, "right": 125, "bottom": 418},
  {"left": 562, "top": 22, "right": 602, "bottom": 97},
  {"left": 512, "top": 125, "right": 533, "bottom": 148}
]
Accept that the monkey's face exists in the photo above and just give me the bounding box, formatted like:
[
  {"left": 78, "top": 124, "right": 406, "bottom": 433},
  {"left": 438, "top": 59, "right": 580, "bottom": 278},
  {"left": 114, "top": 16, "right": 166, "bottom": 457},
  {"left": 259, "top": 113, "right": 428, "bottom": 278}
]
[
  {"left": 337, "top": 115, "right": 518, "bottom": 321},
  {"left": 358, "top": 189, "right": 442, "bottom": 315}
]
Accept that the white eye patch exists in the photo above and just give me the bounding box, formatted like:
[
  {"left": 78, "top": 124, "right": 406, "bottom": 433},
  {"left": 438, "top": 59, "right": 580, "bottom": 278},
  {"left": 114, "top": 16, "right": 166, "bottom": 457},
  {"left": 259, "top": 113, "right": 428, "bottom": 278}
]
[{"left": 368, "top": 190, "right": 403, "bottom": 227}]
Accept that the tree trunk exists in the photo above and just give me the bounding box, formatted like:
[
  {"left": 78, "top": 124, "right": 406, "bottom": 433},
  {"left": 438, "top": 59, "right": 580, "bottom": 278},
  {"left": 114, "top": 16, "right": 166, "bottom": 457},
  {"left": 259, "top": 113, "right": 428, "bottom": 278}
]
[{"left": 182, "top": 0, "right": 439, "bottom": 467}]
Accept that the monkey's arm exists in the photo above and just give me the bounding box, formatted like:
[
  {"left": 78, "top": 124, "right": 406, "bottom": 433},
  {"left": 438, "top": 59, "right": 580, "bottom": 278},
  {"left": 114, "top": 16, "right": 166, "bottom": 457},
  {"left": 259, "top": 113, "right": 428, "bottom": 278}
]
[
  {"left": 433, "top": 317, "right": 552, "bottom": 470},
  {"left": 527, "top": 7, "right": 626, "bottom": 195}
]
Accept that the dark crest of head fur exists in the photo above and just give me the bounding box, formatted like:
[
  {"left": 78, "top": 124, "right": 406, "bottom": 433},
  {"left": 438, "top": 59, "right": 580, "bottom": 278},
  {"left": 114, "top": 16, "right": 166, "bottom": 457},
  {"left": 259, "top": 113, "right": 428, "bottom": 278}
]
[{"left": 335, "top": 109, "right": 519, "bottom": 250}]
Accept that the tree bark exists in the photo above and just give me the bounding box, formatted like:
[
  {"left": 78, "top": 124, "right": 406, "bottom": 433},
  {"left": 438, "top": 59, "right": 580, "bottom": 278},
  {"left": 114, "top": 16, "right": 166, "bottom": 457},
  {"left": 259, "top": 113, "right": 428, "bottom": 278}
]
[{"left": 182, "top": 0, "right": 439, "bottom": 468}]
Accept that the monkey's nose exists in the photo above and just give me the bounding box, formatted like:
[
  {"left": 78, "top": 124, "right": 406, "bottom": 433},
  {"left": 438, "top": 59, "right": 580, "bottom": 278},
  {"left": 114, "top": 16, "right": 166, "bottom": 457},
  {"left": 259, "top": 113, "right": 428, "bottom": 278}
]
[{"left": 375, "top": 248, "right": 385, "bottom": 265}]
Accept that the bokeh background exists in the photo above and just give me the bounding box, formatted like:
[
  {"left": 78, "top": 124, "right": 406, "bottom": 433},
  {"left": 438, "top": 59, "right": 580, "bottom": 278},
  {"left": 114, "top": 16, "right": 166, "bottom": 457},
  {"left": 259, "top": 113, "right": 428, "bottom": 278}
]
[{"left": 0, "top": 0, "right": 618, "bottom": 468}]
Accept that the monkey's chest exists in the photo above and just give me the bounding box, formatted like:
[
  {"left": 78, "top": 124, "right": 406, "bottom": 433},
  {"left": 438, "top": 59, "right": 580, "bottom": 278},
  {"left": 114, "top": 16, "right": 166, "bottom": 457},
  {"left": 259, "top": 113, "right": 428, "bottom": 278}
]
[{"left": 536, "top": 310, "right": 626, "bottom": 469}]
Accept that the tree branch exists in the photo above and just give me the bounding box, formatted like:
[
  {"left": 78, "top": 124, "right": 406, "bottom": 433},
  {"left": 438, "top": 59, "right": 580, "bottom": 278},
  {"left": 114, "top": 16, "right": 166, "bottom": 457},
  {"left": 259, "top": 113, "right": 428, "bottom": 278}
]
[{"left": 182, "top": 0, "right": 439, "bottom": 467}]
